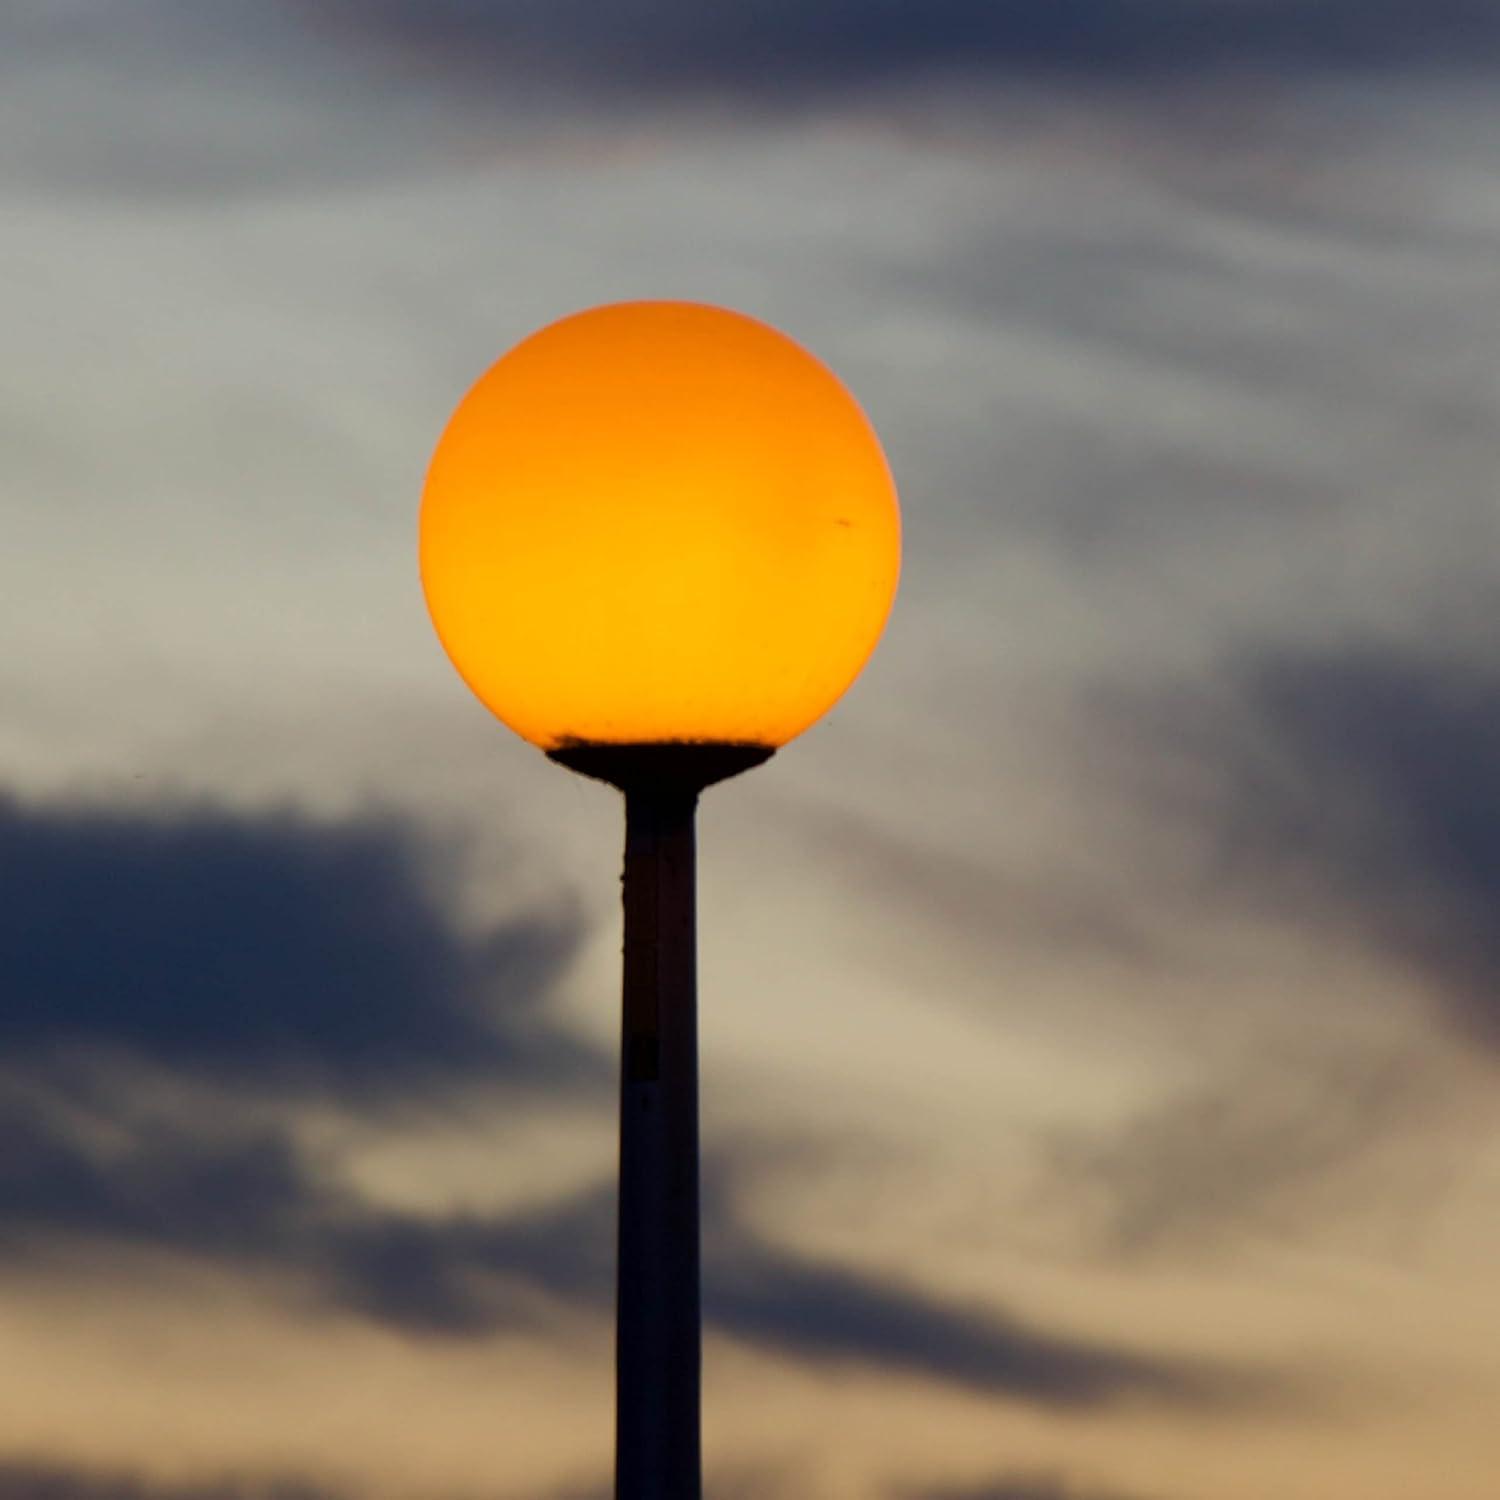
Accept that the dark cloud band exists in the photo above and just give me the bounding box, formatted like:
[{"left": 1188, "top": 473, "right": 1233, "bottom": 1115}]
[
  {"left": 311, "top": 0, "right": 1500, "bottom": 92},
  {"left": 0, "top": 794, "right": 591, "bottom": 1099}
]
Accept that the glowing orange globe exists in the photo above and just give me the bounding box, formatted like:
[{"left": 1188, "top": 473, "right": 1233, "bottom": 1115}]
[{"left": 419, "top": 301, "right": 900, "bottom": 751}]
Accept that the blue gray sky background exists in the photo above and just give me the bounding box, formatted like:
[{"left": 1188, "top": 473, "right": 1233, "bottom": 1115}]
[{"left": 3, "top": 4, "right": 1499, "bottom": 1498}]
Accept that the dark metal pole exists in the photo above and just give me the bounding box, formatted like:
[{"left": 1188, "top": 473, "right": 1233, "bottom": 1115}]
[
  {"left": 617, "top": 780, "right": 701, "bottom": 1500},
  {"left": 546, "top": 743, "right": 773, "bottom": 1500}
]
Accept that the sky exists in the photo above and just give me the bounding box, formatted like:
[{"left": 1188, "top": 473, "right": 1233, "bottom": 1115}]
[{"left": 4, "top": 2, "right": 1500, "bottom": 1497}]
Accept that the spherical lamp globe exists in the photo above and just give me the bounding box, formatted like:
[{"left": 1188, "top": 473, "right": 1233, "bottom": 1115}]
[{"left": 419, "top": 300, "right": 900, "bottom": 754}]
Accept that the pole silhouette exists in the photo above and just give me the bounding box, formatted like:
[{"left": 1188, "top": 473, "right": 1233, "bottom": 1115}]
[{"left": 551, "top": 744, "right": 772, "bottom": 1500}]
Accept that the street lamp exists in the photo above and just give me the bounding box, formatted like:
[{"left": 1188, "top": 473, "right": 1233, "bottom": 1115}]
[{"left": 419, "top": 300, "right": 900, "bottom": 1500}]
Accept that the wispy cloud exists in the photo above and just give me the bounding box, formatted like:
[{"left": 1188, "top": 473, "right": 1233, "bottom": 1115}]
[
  {"left": 905, "top": 1475, "right": 1164, "bottom": 1500},
  {"left": 0, "top": 1461, "right": 809, "bottom": 1500},
  {"left": 1039, "top": 1037, "right": 1450, "bottom": 1259},
  {"left": 0, "top": 769, "right": 1256, "bottom": 1400},
  {"left": 1233, "top": 647, "right": 1500, "bottom": 1047},
  {"left": 1103, "top": 646, "right": 1500, "bottom": 1051},
  {"left": 313, "top": 0, "right": 1500, "bottom": 91},
  {"left": 699, "top": 1162, "right": 1238, "bottom": 1406},
  {"left": 0, "top": 1464, "right": 345, "bottom": 1500},
  {"left": 0, "top": 1071, "right": 1256, "bottom": 1406}
]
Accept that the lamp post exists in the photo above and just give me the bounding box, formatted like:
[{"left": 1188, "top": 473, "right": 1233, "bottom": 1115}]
[{"left": 419, "top": 301, "right": 900, "bottom": 1500}]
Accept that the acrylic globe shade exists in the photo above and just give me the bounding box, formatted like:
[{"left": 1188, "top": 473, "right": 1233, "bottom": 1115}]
[{"left": 419, "top": 300, "right": 900, "bottom": 752}]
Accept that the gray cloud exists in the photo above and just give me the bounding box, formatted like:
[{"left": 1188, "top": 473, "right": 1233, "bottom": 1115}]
[
  {"left": 1039, "top": 1039, "right": 1448, "bottom": 1260},
  {"left": 334, "top": 1153, "right": 1245, "bottom": 1408},
  {"left": 10, "top": 0, "right": 1500, "bottom": 210},
  {"left": 317, "top": 0, "right": 1500, "bottom": 90},
  {"left": 0, "top": 1464, "right": 344, "bottom": 1500},
  {"left": 0, "top": 1464, "right": 785, "bottom": 1500},
  {"left": 0, "top": 790, "right": 1267, "bottom": 1401},
  {"left": 790, "top": 800, "right": 1166, "bottom": 973},
  {"left": 0, "top": 793, "right": 591, "bottom": 1101},
  {"left": 0, "top": 1068, "right": 572, "bottom": 1333},
  {"left": 0, "top": 2, "right": 464, "bottom": 201},
  {"left": 1114, "top": 647, "right": 1500, "bottom": 1051},
  {"left": 0, "top": 1089, "right": 314, "bottom": 1262},
  {"left": 999, "top": 641, "right": 1500, "bottom": 1266},
  {"left": 476, "top": 1463, "right": 798, "bottom": 1500},
  {"left": 697, "top": 1166, "right": 1229, "bottom": 1407},
  {"left": 1234, "top": 647, "right": 1500, "bottom": 1045},
  {"left": 907, "top": 1476, "right": 1162, "bottom": 1500},
  {"left": 0, "top": 1078, "right": 560, "bottom": 1334},
  {"left": 0, "top": 1080, "right": 1247, "bottom": 1406},
  {"left": 0, "top": 789, "right": 605, "bottom": 1336}
]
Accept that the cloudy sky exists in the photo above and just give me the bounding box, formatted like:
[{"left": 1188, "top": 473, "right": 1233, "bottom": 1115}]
[{"left": 4, "top": 3, "right": 1500, "bottom": 1498}]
